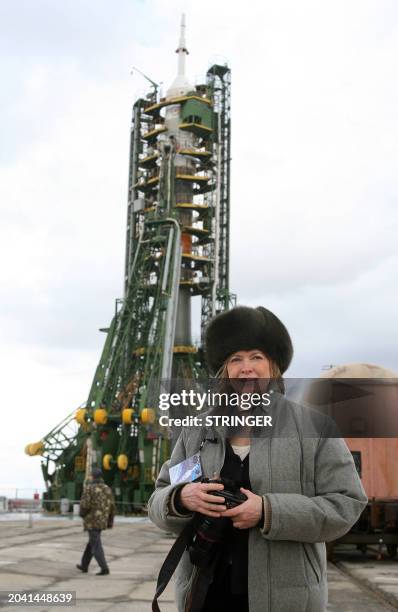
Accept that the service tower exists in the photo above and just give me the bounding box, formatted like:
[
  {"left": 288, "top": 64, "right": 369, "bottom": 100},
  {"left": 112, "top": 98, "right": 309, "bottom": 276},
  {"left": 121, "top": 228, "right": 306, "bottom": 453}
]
[{"left": 26, "top": 16, "right": 234, "bottom": 509}]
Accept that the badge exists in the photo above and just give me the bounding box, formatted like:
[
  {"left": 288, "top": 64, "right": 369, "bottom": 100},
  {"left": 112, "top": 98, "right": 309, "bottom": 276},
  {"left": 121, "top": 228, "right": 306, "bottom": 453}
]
[{"left": 169, "top": 453, "right": 203, "bottom": 486}]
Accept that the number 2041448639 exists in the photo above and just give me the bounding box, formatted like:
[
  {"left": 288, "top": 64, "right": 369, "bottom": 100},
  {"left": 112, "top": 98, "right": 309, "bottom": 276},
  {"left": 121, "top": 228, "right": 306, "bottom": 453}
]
[{"left": 0, "top": 591, "right": 76, "bottom": 606}]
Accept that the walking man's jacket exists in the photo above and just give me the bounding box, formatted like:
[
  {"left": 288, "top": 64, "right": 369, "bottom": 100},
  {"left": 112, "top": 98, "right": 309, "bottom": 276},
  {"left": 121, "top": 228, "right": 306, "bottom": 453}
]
[{"left": 80, "top": 480, "right": 115, "bottom": 530}]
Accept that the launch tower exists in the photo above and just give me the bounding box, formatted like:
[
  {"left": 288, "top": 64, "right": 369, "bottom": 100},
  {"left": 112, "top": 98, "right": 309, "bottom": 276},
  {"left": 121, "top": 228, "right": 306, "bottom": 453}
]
[{"left": 26, "top": 17, "right": 234, "bottom": 510}]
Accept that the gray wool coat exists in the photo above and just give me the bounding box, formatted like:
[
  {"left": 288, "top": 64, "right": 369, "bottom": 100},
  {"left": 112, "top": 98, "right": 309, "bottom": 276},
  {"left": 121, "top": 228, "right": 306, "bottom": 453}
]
[{"left": 148, "top": 393, "right": 367, "bottom": 612}]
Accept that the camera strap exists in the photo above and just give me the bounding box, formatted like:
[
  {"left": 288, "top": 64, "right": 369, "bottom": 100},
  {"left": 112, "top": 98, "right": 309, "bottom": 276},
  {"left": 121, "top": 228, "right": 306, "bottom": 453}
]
[
  {"left": 152, "top": 517, "right": 221, "bottom": 612},
  {"left": 152, "top": 520, "right": 195, "bottom": 612},
  {"left": 183, "top": 552, "right": 221, "bottom": 612}
]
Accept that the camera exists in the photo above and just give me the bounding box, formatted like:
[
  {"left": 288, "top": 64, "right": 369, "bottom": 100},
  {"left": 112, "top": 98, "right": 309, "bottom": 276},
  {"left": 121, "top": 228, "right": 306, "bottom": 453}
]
[
  {"left": 202, "top": 477, "right": 247, "bottom": 508},
  {"left": 188, "top": 478, "right": 247, "bottom": 568}
]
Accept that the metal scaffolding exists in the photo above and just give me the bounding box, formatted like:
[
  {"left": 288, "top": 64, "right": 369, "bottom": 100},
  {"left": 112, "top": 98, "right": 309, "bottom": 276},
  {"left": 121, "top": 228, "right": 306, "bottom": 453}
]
[{"left": 26, "top": 26, "right": 234, "bottom": 511}]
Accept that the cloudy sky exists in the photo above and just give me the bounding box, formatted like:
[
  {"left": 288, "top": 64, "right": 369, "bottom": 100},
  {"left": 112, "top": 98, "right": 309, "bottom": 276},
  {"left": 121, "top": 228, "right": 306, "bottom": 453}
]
[{"left": 1, "top": 0, "right": 397, "bottom": 490}]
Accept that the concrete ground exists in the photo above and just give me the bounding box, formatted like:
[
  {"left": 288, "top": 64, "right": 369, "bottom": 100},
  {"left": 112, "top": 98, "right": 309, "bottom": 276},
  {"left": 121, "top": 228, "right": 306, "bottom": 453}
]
[
  {"left": 0, "top": 517, "right": 176, "bottom": 612},
  {"left": 331, "top": 548, "right": 398, "bottom": 611},
  {"left": 0, "top": 516, "right": 397, "bottom": 611}
]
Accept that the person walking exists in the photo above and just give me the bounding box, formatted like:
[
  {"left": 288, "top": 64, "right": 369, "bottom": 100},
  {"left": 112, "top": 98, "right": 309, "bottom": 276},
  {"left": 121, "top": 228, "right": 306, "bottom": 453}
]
[{"left": 77, "top": 467, "right": 115, "bottom": 576}]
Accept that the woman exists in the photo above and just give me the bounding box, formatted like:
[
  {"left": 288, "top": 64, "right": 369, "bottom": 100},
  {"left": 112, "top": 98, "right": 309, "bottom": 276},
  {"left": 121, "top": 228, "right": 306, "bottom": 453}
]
[{"left": 148, "top": 306, "right": 367, "bottom": 612}]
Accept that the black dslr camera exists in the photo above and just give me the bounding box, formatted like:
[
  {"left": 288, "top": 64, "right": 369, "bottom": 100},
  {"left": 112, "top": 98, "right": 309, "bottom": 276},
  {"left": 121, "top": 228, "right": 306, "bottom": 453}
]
[{"left": 188, "top": 477, "right": 247, "bottom": 568}]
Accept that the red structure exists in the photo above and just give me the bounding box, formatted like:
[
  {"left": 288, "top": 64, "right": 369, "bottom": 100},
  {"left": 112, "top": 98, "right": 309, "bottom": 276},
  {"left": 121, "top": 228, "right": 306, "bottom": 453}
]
[{"left": 321, "top": 364, "right": 398, "bottom": 558}]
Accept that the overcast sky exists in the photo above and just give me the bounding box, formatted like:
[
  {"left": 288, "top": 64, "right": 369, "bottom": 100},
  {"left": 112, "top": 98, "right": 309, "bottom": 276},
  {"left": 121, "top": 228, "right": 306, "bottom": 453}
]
[{"left": 1, "top": 0, "right": 397, "bottom": 490}]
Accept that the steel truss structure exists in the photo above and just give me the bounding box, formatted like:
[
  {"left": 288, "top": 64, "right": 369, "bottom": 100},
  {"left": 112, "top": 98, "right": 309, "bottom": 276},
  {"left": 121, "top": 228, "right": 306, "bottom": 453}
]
[{"left": 26, "top": 58, "right": 234, "bottom": 511}]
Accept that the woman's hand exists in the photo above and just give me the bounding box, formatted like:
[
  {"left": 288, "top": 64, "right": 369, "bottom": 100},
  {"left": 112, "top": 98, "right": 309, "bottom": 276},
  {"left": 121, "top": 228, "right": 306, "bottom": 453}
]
[
  {"left": 222, "top": 487, "right": 262, "bottom": 529},
  {"left": 179, "top": 482, "right": 227, "bottom": 517}
]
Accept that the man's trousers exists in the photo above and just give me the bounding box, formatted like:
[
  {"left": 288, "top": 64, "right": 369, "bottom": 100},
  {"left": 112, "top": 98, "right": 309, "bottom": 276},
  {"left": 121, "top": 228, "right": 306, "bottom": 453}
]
[{"left": 81, "top": 529, "right": 108, "bottom": 571}]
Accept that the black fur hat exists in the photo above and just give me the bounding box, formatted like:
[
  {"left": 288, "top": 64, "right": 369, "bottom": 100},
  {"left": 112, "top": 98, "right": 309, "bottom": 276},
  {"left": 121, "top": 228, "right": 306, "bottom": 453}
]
[{"left": 205, "top": 306, "right": 293, "bottom": 375}]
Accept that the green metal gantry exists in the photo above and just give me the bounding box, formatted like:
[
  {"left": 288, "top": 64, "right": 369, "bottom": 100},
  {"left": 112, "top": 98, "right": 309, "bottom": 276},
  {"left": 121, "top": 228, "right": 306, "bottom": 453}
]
[{"left": 26, "top": 62, "right": 234, "bottom": 512}]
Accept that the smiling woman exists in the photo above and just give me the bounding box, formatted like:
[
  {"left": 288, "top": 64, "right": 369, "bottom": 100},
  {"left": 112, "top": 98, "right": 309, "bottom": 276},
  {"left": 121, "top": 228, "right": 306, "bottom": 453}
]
[
  {"left": 148, "top": 305, "right": 368, "bottom": 612},
  {"left": 226, "top": 349, "right": 271, "bottom": 378}
]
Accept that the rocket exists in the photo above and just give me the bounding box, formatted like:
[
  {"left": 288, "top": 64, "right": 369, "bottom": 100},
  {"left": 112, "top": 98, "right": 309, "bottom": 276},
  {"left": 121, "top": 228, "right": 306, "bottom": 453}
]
[{"left": 25, "top": 17, "right": 232, "bottom": 507}]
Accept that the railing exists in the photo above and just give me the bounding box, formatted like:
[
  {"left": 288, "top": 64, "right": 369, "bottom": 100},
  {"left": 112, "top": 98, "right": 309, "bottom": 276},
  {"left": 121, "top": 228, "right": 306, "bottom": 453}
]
[
  {"left": 0, "top": 488, "right": 43, "bottom": 514},
  {"left": 0, "top": 498, "right": 148, "bottom": 529}
]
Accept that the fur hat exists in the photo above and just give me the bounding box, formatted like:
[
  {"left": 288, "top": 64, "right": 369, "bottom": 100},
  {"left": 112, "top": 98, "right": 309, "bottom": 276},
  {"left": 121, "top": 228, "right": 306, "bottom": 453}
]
[{"left": 205, "top": 306, "right": 293, "bottom": 375}]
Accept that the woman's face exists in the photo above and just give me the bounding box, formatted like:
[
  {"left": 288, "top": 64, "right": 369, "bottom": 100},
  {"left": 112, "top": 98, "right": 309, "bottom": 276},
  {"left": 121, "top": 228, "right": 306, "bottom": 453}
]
[{"left": 226, "top": 349, "right": 271, "bottom": 393}]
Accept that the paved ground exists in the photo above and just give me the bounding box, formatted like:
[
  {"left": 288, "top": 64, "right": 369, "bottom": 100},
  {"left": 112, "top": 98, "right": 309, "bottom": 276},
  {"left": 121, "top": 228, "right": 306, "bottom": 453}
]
[
  {"left": 331, "top": 547, "right": 398, "bottom": 611},
  {"left": 0, "top": 517, "right": 176, "bottom": 612},
  {"left": 328, "top": 561, "right": 398, "bottom": 611},
  {"left": 0, "top": 516, "right": 397, "bottom": 611}
]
